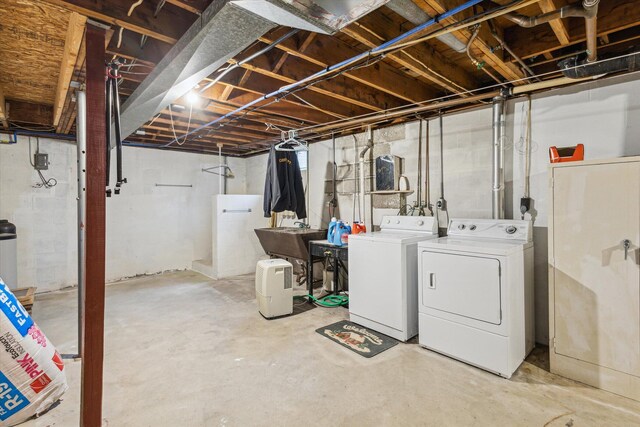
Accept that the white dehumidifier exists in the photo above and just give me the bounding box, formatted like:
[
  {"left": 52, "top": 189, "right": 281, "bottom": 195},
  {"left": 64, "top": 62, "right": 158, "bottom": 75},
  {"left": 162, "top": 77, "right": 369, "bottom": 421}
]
[{"left": 255, "top": 259, "right": 293, "bottom": 318}]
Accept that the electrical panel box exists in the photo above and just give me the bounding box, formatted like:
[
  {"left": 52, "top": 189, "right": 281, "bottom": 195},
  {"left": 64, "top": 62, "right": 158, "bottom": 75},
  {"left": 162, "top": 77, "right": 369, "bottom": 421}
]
[
  {"left": 375, "top": 155, "right": 402, "bottom": 191},
  {"left": 34, "top": 153, "right": 49, "bottom": 170}
]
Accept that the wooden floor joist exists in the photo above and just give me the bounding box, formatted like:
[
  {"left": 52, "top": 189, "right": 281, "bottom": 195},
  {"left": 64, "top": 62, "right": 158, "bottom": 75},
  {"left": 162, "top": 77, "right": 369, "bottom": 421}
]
[{"left": 53, "top": 12, "right": 86, "bottom": 128}]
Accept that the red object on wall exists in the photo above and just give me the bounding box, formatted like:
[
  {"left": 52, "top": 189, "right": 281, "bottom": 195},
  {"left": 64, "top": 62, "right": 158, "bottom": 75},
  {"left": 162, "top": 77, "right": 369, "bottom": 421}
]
[{"left": 549, "top": 144, "right": 585, "bottom": 163}]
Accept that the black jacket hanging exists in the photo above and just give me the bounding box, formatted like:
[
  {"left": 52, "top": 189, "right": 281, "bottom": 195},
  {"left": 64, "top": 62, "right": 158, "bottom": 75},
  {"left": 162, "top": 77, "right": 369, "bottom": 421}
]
[{"left": 263, "top": 145, "right": 307, "bottom": 219}]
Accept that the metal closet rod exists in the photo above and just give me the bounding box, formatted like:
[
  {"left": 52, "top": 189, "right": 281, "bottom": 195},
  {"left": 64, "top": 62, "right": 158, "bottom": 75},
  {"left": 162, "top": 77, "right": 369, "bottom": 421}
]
[{"left": 165, "top": 0, "right": 486, "bottom": 146}]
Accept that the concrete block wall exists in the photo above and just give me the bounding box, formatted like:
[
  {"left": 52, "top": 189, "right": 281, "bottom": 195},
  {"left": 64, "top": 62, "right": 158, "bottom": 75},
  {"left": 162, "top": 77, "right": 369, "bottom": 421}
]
[
  {"left": 0, "top": 138, "right": 246, "bottom": 291},
  {"left": 246, "top": 74, "right": 640, "bottom": 344}
]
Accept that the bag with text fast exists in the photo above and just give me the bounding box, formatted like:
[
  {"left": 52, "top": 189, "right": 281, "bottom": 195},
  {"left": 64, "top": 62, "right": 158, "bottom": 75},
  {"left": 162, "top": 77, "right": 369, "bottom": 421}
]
[{"left": 0, "top": 278, "right": 67, "bottom": 426}]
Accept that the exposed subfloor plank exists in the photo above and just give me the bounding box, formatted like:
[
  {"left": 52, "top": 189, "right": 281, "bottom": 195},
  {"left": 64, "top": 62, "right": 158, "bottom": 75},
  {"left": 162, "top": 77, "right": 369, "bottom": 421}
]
[{"left": 24, "top": 271, "right": 640, "bottom": 426}]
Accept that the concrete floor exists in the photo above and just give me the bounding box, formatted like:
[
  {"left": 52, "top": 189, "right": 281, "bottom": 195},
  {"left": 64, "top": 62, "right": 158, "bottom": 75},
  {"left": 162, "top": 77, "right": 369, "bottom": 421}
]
[{"left": 22, "top": 270, "right": 640, "bottom": 427}]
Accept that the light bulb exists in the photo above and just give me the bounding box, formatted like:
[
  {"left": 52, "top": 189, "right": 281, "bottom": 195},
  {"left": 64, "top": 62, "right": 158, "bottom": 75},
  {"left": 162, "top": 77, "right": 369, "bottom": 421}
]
[{"left": 185, "top": 91, "right": 200, "bottom": 106}]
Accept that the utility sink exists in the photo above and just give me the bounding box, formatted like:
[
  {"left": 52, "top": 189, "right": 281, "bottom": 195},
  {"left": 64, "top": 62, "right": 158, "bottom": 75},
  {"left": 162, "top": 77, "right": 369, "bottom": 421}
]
[{"left": 254, "top": 227, "right": 327, "bottom": 261}]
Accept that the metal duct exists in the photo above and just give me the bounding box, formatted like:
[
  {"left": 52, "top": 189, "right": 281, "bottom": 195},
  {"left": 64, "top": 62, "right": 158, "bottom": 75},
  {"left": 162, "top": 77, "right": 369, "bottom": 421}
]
[
  {"left": 492, "top": 94, "right": 506, "bottom": 219},
  {"left": 120, "top": 0, "right": 392, "bottom": 141},
  {"left": 233, "top": 0, "right": 392, "bottom": 34},
  {"left": 559, "top": 52, "right": 640, "bottom": 79},
  {"left": 499, "top": 0, "right": 600, "bottom": 62},
  {"left": 386, "top": 0, "right": 467, "bottom": 53},
  {"left": 119, "top": 1, "right": 276, "bottom": 140}
]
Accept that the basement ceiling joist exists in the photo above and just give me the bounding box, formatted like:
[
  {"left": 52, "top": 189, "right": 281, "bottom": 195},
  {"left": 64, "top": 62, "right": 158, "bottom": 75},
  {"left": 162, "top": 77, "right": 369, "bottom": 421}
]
[
  {"left": 2, "top": 0, "right": 640, "bottom": 156},
  {"left": 505, "top": 0, "right": 640, "bottom": 59}
]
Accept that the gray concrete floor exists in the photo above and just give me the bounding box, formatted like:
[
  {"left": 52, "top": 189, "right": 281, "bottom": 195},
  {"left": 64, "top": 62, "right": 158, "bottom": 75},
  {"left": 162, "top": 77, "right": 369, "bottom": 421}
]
[{"left": 22, "top": 270, "right": 640, "bottom": 427}]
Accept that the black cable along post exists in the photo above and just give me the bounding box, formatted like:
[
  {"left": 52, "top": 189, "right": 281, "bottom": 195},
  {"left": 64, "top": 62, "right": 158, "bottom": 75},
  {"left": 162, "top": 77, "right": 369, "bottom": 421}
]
[
  {"left": 105, "top": 66, "right": 112, "bottom": 197},
  {"left": 105, "top": 60, "right": 127, "bottom": 196}
]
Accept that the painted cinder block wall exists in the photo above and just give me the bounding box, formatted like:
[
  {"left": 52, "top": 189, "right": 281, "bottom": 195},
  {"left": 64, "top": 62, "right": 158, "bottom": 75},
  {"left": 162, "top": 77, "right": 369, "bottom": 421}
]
[
  {"left": 0, "top": 139, "right": 247, "bottom": 292},
  {"left": 247, "top": 74, "right": 640, "bottom": 344}
]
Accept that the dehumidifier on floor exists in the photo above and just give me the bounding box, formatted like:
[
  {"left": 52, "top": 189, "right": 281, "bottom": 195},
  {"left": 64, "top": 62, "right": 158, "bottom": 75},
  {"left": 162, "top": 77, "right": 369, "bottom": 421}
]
[{"left": 255, "top": 259, "right": 293, "bottom": 318}]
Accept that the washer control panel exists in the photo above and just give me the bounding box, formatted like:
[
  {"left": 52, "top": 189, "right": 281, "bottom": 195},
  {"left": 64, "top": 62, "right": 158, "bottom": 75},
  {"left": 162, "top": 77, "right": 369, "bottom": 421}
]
[
  {"left": 380, "top": 215, "right": 438, "bottom": 233},
  {"left": 447, "top": 219, "right": 532, "bottom": 241}
]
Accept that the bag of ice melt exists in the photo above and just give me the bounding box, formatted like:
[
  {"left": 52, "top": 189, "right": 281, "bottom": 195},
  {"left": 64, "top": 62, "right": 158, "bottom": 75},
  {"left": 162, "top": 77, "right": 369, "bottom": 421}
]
[{"left": 0, "top": 277, "right": 68, "bottom": 426}]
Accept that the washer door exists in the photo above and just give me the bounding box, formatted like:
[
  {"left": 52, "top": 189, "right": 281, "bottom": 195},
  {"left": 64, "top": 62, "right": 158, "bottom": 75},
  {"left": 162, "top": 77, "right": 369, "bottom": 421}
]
[{"left": 421, "top": 251, "right": 502, "bottom": 325}]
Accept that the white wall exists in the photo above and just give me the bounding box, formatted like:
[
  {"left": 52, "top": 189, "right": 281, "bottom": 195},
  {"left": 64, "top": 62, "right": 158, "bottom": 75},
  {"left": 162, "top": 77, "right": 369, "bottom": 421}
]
[
  {"left": 0, "top": 137, "right": 246, "bottom": 291},
  {"left": 246, "top": 74, "right": 640, "bottom": 344},
  {"left": 510, "top": 74, "right": 640, "bottom": 343},
  {"left": 212, "top": 194, "right": 266, "bottom": 278}
]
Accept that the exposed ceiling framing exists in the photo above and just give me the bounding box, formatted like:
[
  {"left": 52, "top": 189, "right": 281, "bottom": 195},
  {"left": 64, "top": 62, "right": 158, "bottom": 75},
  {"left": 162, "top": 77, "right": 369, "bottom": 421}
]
[{"left": 1, "top": 0, "right": 639, "bottom": 156}]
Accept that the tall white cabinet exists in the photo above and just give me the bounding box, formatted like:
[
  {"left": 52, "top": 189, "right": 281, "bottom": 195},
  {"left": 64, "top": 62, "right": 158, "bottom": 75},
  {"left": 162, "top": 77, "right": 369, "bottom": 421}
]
[{"left": 549, "top": 157, "right": 640, "bottom": 401}]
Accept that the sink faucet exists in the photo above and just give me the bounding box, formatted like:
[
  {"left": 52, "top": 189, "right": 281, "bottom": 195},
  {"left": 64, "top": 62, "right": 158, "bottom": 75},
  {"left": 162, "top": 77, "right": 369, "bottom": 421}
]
[{"left": 294, "top": 221, "right": 310, "bottom": 229}]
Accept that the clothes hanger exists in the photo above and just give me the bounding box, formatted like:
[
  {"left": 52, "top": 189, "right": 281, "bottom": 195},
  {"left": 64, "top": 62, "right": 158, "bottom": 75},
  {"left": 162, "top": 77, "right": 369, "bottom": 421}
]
[
  {"left": 275, "top": 130, "right": 308, "bottom": 152},
  {"left": 201, "top": 165, "right": 234, "bottom": 178}
]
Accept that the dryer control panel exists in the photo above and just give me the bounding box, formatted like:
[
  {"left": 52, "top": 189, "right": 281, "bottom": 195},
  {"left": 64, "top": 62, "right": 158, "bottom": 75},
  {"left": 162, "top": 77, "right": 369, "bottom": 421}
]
[
  {"left": 379, "top": 215, "right": 438, "bottom": 234},
  {"left": 447, "top": 219, "right": 532, "bottom": 242}
]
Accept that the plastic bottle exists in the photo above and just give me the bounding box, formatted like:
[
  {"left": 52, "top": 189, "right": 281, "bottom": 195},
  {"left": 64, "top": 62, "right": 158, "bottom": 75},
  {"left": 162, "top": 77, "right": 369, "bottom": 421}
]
[
  {"left": 340, "top": 223, "right": 352, "bottom": 245},
  {"left": 327, "top": 217, "right": 337, "bottom": 242},
  {"left": 352, "top": 221, "right": 366, "bottom": 235},
  {"left": 332, "top": 221, "right": 348, "bottom": 246}
]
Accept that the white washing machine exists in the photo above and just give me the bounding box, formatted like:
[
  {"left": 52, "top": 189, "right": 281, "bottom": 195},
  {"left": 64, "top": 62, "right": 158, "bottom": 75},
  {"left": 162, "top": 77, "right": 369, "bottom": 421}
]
[
  {"left": 349, "top": 215, "right": 439, "bottom": 341},
  {"left": 418, "top": 219, "right": 534, "bottom": 378}
]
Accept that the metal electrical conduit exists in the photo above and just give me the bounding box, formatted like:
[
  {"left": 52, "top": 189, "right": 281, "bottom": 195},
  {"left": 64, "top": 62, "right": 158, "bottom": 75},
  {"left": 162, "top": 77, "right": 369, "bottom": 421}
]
[
  {"left": 198, "top": 29, "right": 299, "bottom": 95},
  {"left": 163, "top": 0, "right": 486, "bottom": 147}
]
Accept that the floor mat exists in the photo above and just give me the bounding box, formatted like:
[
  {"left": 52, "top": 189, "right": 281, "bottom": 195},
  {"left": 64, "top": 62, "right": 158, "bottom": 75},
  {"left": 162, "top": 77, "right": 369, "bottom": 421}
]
[{"left": 316, "top": 320, "right": 399, "bottom": 358}]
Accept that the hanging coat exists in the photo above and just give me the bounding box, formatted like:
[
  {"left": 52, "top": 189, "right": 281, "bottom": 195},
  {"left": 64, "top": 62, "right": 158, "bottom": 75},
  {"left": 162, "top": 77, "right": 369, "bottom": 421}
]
[{"left": 263, "top": 145, "right": 307, "bottom": 219}]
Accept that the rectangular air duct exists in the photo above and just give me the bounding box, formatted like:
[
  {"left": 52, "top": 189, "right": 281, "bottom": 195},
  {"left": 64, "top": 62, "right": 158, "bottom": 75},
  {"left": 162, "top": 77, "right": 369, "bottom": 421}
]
[{"left": 119, "top": 0, "right": 390, "bottom": 140}]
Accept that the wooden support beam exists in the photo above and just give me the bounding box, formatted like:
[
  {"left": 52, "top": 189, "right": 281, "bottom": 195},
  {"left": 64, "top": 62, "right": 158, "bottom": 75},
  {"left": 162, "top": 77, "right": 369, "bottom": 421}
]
[
  {"left": 0, "top": 85, "right": 8, "bottom": 129},
  {"left": 538, "top": 0, "right": 571, "bottom": 45},
  {"left": 157, "top": 107, "right": 280, "bottom": 135},
  {"left": 259, "top": 29, "right": 439, "bottom": 103},
  {"left": 210, "top": 68, "right": 373, "bottom": 118},
  {"left": 207, "top": 91, "right": 333, "bottom": 124},
  {"left": 144, "top": 120, "right": 273, "bottom": 141},
  {"left": 271, "top": 51, "right": 290, "bottom": 75},
  {"left": 107, "top": 30, "right": 171, "bottom": 65},
  {"left": 342, "top": 13, "right": 477, "bottom": 93},
  {"left": 5, "top": 100, "right": 53, "bottom": 126},
  {"left": 165, "top": 0, "right": 207, "bottom": 15},
  {"left": 417, "top": 0, "right": 524, "bottom": 82},
  {"left": 217, "top": 69, "right": 252, "bottom": 102},
  {"left": 239, "top": 47, "right": 407, "bottom": 111},
  {"left": 42, "top": 0, "right": 194, "bottom": 44},
  {"left": 505, "top": 0, "right": 640, "bottom": 59},
  {"left": 82, "top": 22, "right": 106, "bottom": 427},
  {"left": 54, "top": 12, "right": 87, "bottom": 127}
]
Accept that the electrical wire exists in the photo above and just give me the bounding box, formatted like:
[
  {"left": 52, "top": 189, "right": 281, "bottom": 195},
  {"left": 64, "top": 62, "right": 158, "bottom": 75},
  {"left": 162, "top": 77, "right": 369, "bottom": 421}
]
[
  {"left": 159, "top": 22, "right": 637, "bottom": 151},
  {"left": 10, "top": 122, "right": 55, "bottom": 132},
  {"left": 177, "top": 103, "right": 194, "bottom": 146},
  {"left": 34, "top": 170, "right": 57, "bottom": 189},
  {"left": 289, "top": 51, "right": 640, "bottom": 139},
  {"left": 172, "top": 53, "right": 388, "bottom": 147},
  {"left": 127, "top": 0, "right": 617, "bottom": 151}
]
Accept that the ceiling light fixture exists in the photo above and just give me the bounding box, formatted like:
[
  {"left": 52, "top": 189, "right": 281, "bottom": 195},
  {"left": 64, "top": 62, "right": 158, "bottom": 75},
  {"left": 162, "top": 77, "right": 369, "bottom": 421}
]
[{"left": 185, "top": 90, "right": 200, "bottom": 106}]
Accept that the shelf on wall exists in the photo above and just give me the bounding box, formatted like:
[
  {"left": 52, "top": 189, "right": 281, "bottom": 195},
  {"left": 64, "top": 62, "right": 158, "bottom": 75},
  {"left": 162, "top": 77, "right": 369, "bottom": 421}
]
[{"left": 370, "top": 190, "right": 414, "bottom": 195}]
